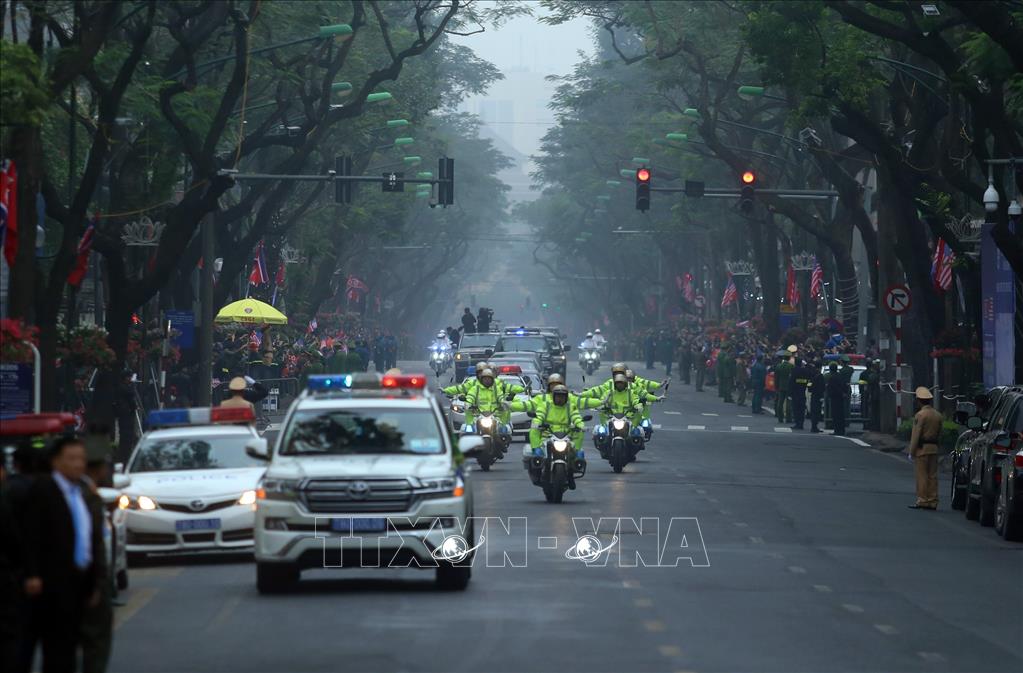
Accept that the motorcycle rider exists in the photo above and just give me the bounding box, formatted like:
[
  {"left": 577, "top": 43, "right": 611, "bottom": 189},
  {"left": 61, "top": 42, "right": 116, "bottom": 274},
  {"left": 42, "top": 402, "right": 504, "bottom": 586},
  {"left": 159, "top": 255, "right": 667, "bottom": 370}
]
[
  {"left": 464, "top": 367, "right": 512, "bottom": 443},
  {"left": 592, "top": 329, "right": 607, "bottom": 351},
  {"left": 525, "top": 385, "right": 586, "bottom": 487},
  {"left": 580, "top": 332, "right": 597, "bottom": 350},
  {"left": 579, "top": 362, "right": 630, "bottom": 401},
  {"left": 593, "top": 373, "right": 660, "bottom": 456},
  {"left": 625, "top": 369, "right": 664, "bottom": 440},
  {"left": 430, "top": 330, "right": 452, "bottom": 351}
]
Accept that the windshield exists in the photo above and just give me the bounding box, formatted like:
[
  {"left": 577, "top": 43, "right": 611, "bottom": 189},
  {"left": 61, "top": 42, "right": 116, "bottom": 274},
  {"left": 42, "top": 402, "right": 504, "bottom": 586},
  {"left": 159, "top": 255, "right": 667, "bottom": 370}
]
[
  {"left": 280, "top": 407, "right": 444, "bottom": 456},
  {"left": 459, "top": 334, "right": 498, "bottom": 348},
  {"left": 130, "top": 435, "right": 262, "bottom": 472},
  {"left": 498, "top": 336, "right": 548, "bottom": 352}
]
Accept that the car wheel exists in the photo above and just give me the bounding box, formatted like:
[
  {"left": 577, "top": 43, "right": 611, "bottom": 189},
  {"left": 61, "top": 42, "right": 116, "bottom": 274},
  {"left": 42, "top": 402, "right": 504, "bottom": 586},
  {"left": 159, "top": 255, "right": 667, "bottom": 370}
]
[
  {"left": 116, "top": 569, "right": 129, "bottom": 591},
  {"left": 979, "top": 489, "right": 996, "bottom": 527},
  {"left": 950, "top": 470, "right": 967, "bottom": 511},
  {"left": 256, "top": 562, "right": 299, "bottom": 594},
  {"left": 996, "top": 488, "right": 1022, "bottom": 541},
  {"left": 436, "top": 562, "right": 471, "bottom": 590},
  {"left": 965, "top": 493, "right": 980, "bottom": 521}
]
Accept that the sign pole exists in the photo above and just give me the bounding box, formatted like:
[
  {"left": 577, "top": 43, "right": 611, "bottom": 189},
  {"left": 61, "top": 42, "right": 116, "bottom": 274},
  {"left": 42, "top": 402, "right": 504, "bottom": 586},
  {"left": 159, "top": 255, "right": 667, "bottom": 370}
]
[
  {"left": 895, "top": 314, "right": 902, "bottom": 426},
  {"left": 29, "top": 342, "right": 41, "bottom": 413}
]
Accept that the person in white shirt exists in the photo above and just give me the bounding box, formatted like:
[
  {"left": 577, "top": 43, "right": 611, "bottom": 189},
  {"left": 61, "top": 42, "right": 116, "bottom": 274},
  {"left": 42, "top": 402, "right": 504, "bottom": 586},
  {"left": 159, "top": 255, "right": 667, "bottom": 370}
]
[
  {"left": 580, "top": 332, "right": 597, "bottom": 350},
  {"left": 592, "top": 329, "right": 607, "bottom": 350}
]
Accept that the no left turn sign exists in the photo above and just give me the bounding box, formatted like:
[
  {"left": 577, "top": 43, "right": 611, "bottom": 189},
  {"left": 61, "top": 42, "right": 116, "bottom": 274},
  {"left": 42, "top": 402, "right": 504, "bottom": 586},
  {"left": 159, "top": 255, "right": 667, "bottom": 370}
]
[{"left": 884, "top": 284, "right": 912, "bottom": 315}]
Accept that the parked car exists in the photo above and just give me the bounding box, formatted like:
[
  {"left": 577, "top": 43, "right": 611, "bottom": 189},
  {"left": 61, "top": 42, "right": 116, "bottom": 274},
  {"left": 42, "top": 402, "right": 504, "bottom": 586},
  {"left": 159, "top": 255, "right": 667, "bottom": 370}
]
[
  {"left": 950, "top": 416, "right": 984, "bottom": 510},
  {"left": 995, "top": 429, "right": 1023, "bottom": 541},
  {"left": 966, "top": 387, "right": 1023, "bottom": 527}
]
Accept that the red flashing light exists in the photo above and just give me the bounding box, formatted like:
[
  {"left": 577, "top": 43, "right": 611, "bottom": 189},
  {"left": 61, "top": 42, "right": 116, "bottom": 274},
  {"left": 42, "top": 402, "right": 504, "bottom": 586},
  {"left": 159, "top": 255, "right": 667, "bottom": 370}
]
[
  {"left": 741, "top": 170, "right": 756, "bottom": 184},
  {"left": 498, "top": 365, "right": 522, "bottom": 374},
  {"left": 636, "top": 168, "right": 651, "bottom": 182},
  {"left": 210, "top": 406, "right": 256, "bottom": 423},
  {"left": 381, "top": 374, "right": 427, "bottom": 389}
]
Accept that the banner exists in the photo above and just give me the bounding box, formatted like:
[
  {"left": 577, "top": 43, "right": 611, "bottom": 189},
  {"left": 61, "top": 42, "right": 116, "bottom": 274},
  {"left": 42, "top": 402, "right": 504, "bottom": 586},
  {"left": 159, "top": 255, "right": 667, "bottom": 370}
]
[{"left": 981, "top": 221, "right": 1015, "bottom": 387}]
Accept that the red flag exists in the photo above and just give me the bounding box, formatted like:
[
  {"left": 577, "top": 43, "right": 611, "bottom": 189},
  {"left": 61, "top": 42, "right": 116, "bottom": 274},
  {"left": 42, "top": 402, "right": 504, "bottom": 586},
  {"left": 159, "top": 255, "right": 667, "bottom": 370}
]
[
  {"left": 346, "top": 275, "right": 368, "bottom": 293},
  {"left": 786, "top": 264, "right": 800, "bottom": 307},
  {"left": 67, "top": 217, "right": 97, "bottom": 288},
  {"left": 683, "top": 273, "right": 695, "bottom": 303},
  {"left": 274, "top": 260, "right": 286, "bottom": 286},
  {"left": 810, "top": 262, "right": 823, "bottom": 300},
  {"left": 249, "top": 241, "right": 268, "bottom": 285},
  {"left": 0, "top": 160, "right": 18, "bottom": 267}
]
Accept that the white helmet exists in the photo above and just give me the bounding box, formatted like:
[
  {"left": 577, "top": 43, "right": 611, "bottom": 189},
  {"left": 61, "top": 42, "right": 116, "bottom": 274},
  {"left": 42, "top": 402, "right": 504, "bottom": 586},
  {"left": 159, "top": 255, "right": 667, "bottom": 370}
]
[
  {"left": 436, "top": 331, "right": 446, "bottom": 339},
  {"left": 586, "top": 332, "right": 593, "bottom": 338},
  {"left": 594, "top": 329, "right": 601, "bottom": 334}
]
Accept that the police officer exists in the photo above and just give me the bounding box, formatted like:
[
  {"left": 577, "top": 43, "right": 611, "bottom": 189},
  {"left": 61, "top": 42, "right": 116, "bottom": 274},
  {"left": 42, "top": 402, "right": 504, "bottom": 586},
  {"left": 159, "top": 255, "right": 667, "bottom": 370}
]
[
  {"left": 717, "top": 345, "right": 736, "bottom": 403},
  {"left": 907, "top": 386, "right": 942, "bottom": 509},
  {"left": 839, "top": 355, "right": 855, "bottom": 421},
  {"left": 526, "top": 385, "right": 586, "bottom": 487},
  {"left": 825, "top": 362, "right": 849, "bottom": 436},
  {"left": 678, "top": 338, "right": 693, "bottom": 384},
  {"left": 749, "top": 354, "right": 767, "bottom": 414},
  {"left": 808, "top": 361, "right": 825, "bottom": 433},
  {"left": 694, "top": 343, "right": 708, "bottom": 392},
  {"left": 790, "top": 358, "right": 811, "bottom": 430},
  {"left": 773, "top": 353, "right": 794, "bottom": 424}
]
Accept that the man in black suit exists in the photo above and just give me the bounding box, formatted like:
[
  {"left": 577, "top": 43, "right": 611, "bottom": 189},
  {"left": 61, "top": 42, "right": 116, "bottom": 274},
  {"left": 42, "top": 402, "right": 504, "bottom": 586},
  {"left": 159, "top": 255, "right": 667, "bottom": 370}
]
[{"left": 22, "top": 437, "right": 106, "bottom": 673}]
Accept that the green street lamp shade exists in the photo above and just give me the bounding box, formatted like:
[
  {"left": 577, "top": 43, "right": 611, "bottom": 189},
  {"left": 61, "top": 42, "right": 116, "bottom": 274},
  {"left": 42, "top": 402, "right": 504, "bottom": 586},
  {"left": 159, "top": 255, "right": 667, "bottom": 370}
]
[
  {"left": 393, "top": 137, "right": 414, "bottom": 146},
  {"left": 596, "top": 195, "right": 611, "bottom": 201},
  {"left": 683, "top": 108, "right": 700, "bottom": 119},
  {"left": 416, "top": 171, "right": 433, "bottom": 179},
  {"left": 666, "top": 133, "right": 688, "bottom": 142},
  {"left": 415, "top": 189, "right": 431, "bottom": 198},
  {"left": 632, "top": 157, "right": 650, "bottom": 165},
  {"left": 416, "top": 183, "right": 432, "bottom": 191},
  {"left": 386, "top": 119, "right": 410, "bottom": 128},
  {"left": 331, "top": 81, "right": 353, "bottom": 97},
  {"left": 737, "top": 85, "right": 765, "bottom": 99},
  {"left": 402, "top": 156, "right": 422, "bottom": 165},
  {"left": 593, "top": 208, "right": 607, "bottom": 214},
  {"left": 366, "top": 92, "right": 393, "bottom": 104},
  {"left": 619, "top": 169, "right": 637, "bottom": 178},
  {"left": 319, "top": 24, "right": 354, "bottom": 39},
  {"left": 653, "top": 138, "right": 669, "bottom": 146},
  {"left": 606, "top": 180, "right": 621, "bottom": 187}
]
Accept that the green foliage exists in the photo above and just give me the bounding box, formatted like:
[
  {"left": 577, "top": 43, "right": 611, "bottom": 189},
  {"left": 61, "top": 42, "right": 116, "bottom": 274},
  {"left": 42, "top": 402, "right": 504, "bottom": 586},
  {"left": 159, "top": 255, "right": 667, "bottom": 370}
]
[{"left": 0, "top": 41, "right": 50, "bottom": 127}]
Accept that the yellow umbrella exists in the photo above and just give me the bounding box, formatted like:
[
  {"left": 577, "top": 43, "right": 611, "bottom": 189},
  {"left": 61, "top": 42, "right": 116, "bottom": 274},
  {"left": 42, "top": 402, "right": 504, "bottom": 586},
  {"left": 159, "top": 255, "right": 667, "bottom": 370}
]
[{"left": 215, "top": 298, "right": 288, "bottom": 325}]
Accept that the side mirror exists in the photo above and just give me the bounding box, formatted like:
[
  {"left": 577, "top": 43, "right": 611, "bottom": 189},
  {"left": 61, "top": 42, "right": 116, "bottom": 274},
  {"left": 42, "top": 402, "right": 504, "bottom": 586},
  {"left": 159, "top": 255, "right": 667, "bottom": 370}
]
[
  {"left": 114, "top": 462, "right": 125, "bottom": 474},
  {"left": 459, "top": 435, "right": 486, "bottom": 458},
  {"left": 966, "top": 416, "right": 983, "bottom": 430},
  {"left": 112, "top": 473, "right": 131, "bottom": 489},
  {"left": 457, "top": 395, "right": 466, "bottom": 402},
  {"left": 563, "top": 345, "right": 571, "bottom": 352},
  {"left": 582, "top": 414, "right": 593, "bottom": 422},
  {"left": 484, "top": 349, "right": 494, "bottom": 357},
  {"left": 245, "top": 438, "right": 270, "bottom": 460}
]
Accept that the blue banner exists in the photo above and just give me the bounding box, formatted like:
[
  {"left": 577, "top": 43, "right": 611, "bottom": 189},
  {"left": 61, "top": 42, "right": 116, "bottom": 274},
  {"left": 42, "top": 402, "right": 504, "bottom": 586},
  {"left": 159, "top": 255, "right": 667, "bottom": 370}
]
[
  {"left": 981, "top": 221, "right": 1015, "bottom": 387},
  {"left": 0, "top": 363, "right": 34, "bottom": 417},
  {"left": 166, "top": 310, "right": 196, "bottom": 350}
]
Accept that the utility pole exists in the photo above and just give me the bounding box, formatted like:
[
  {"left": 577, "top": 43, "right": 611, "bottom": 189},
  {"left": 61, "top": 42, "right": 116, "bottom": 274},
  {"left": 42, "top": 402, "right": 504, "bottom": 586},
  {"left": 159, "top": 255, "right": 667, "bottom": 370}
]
[{"left": 196, "top": 215, "right": 214, "bottom": 405}]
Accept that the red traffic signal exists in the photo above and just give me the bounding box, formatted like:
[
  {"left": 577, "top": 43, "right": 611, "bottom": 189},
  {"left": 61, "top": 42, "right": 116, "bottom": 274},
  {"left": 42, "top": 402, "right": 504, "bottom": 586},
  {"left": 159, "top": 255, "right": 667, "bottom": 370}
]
[
  {"left": 636, "top": 168, "right": 651, "bottom": 182},
  {"left": 635, "top": 168, "right": 651, "bottom": 211},
  {"left": 741, "top": 170, "right": 756, "bottom": 185}
]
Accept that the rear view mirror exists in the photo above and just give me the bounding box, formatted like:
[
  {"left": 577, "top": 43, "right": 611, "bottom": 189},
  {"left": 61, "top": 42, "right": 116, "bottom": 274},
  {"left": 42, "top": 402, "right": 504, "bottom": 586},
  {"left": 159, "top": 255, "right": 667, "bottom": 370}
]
[
  {"left": 967, "top": 416, "right": 983, "bottom": 430},
  {"left": 459, "top": 435, "right": 485, "bottom": 458},
  {"left": 245, "top": 438, "right": 270, "bottom": 460},
  {"left": 112, "top": 473, "right": 131, "bottom": 489},
  {"left": 484, "top": 349, "right": 494, "bottom": 357},
  {"left": 582, "top": 414, "right": 593, "bottom": 422},
  {"left": 564, "top": 345, "right": 571, "bottom": 352}
]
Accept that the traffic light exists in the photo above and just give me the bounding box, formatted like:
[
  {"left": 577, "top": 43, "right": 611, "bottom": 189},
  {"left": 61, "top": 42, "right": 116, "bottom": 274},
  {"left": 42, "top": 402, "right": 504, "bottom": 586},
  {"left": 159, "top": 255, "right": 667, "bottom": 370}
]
[
  {"left": 541, "top": 302, "right": 549, "bottom": 309},
  {"left": 436, "top": 157, "right": 454, "bottom": 206},
  {"left": 635, "top": 167, "right": 651, "bottom": 211},
  {"left": 739, "top": 169, "right": 755, "bottom": 213},
  {"left": 335, "top": 155, "right": 352, "bottom": 204}
]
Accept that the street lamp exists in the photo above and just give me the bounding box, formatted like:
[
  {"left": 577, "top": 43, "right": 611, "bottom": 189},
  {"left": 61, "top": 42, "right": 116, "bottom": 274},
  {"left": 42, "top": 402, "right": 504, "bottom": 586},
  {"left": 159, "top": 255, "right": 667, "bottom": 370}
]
[
  {"left": 392, "top": 136, "right": 414, "bottom": 147},
  {"left": 620, "top": 169, "right": 637, "bottom": 179},
  {"left": 737, "top": 85, "right": 786, "bottom": 102},
  {"left": 366, "top": 92, "right": 393, "bottom": 104},
  {"left": 632, "top": 157, "right": 650, "bottom": 166},
  {"left": 984, "top": 174, "right": 1000, "bottom": 212}
]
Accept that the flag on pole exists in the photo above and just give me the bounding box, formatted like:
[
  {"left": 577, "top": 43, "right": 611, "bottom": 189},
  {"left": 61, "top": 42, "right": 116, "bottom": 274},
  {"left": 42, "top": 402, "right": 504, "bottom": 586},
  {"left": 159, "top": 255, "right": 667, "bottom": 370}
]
[
  {"left": 682, "top": 272, "right": 695, "bottom": 303},
  {"left": 721, "top": 273, "right": 738, "bottom": 307},
  {"left": 346, "top": 275, "right": 368, "bottom": 293},
  {"left": 0, "top": 159, "right": 18, "bottom": 267},
  {"left": 307, "top": 317, "right": 318, "bottom": 334},
  {"left": 786, "top": 264, "right": 800, "bottom": 307},
  {"left": 274, "top": 260, "right": 286, "bottom": 286},
  {"left": 931, "top": 238, "right": 954, "bottom": 292},
  {"left": 249, "top": 241, "right": 269, "bottom": 286},
  {"left": 810, "top": 261, "right": 824, "bottom": 300},
  {"left": 67, "top": 216, "right": 97, "bottom": 288}
]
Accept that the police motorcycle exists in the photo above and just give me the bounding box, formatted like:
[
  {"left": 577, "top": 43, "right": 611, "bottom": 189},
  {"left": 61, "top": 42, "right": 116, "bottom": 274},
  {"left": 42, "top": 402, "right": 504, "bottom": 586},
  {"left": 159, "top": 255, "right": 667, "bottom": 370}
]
[
  {"left": 428, "top": 332, "right": 453, "bottom": 377},
  {"left": 594, "top": 411, "right": 645, "bottom": 474},
  {"left": 461, "top": 407, "right": 511, "bottom": 472},
  {"left": 579, "top": 348, "right": 601, "bottom": 376},
  {"left": 529, "top": 425, "right": 589, "bottom": 503}
]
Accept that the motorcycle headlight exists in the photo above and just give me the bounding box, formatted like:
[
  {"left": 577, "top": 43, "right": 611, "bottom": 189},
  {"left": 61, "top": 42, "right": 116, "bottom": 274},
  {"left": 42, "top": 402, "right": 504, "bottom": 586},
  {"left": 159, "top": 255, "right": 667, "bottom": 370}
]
[
  {"left": 479, "top": 417, "right": 494, "bottom": 428},
  {"left": 552, "top": 439, "right": 568, "bottom": 452},
  {"left": 612, "top": 419, "right": 626, "bottom": 431},
  {"left": 451, "top": 403, "right": 465, "bottom": 413},
  {"left": 237, "top": 489, "right": 257, "bottom": 506}
]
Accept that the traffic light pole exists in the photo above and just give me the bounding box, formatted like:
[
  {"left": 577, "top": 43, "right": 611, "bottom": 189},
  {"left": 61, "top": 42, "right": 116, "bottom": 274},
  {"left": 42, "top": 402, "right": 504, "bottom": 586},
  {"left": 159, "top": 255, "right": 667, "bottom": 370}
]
[{"left": 650, "top": 187, "right": 838, "bottom": 199}]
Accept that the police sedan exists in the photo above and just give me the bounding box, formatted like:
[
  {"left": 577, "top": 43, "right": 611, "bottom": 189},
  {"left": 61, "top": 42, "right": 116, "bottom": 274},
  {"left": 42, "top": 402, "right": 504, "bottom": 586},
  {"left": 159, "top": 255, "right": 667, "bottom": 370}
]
[{"left": 119, "top": 407, "right": 267, "bottom": 555}]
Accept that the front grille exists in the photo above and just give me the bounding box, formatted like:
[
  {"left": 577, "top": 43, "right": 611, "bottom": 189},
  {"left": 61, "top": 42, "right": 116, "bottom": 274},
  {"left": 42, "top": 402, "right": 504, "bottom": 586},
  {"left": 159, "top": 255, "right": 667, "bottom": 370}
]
[
  {"left": 127, "top": 531, "right": 176, "bottom": 545},
  {"left": 160, "top": 499, "right": 237, "bottom": 514},
  {"left": 300, "top": 478, "right": 413, "bottom": 514},
  {"left": 182, "top": 532, "right": 216, "bottom": 543},
  {"left": 221, "top": 528, "right": 254, "bottom": 542}
]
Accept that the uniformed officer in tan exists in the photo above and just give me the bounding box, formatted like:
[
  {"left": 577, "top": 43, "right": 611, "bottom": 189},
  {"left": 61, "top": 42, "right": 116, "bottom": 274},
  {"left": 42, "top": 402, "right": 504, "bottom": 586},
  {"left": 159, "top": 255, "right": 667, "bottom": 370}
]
[
  {"left": 907, "top": 386, "right": 942, "bottom": 509},
  {"left": 221, "top": 376, "right": 255, "bottom": 410}
]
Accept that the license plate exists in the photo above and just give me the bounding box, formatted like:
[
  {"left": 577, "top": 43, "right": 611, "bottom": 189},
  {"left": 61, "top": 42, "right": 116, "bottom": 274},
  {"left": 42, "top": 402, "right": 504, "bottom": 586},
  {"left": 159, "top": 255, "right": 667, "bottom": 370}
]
[
  {"left": 330, "top": 517, "right": 387, "bottom": 533},
  {"left": 176, "top": 518, "right": 221, "bottom": 531}
]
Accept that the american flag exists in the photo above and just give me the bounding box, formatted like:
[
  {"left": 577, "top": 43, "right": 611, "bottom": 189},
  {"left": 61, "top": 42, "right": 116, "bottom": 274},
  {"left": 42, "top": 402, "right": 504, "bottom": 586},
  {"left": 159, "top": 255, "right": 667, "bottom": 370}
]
[
  {"left": 810, "top": 261, "right": 824, "bottom": 300},
  {"left": 67, "top": 216, "right": 97, "bottom": 288},
  {"left": 682, "top": 272, "right": 695, "bottom": 303},
  {"left": 307, "top": 317, "right": 318, "bottom": 334},
  {"left": 249, "top": 241, "right": 269, "bottom": 286},
  {"left": 720, "top": 274, "right": 738, "bottom": 307},
  {"left": 931, "top": 238, "right": 954, "bottom": 292}
]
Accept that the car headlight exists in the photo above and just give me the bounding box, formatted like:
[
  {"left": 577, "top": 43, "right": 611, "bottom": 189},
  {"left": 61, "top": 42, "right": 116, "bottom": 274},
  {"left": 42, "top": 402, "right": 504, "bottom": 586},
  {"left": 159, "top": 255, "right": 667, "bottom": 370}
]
[
  {"left": 117, "top": 494, "right": 131, "bottom": 510},
  {"left": 612, "top": 419, "right": 626, "bottom": 430},
  {"left": 137, "top": 495, "right": 158, "bottom": 511},
  {"left": 552, "top": 439, "right": 568, "bottom": 452},
  {"left": 455, "top": 353, "right": 463, "bottom": 360},
  {"left": 237, "top": 490, "right": 257, "bottom": 506},
  {"left": 257, "top": 478, "right": 301, "bottom": 500}
]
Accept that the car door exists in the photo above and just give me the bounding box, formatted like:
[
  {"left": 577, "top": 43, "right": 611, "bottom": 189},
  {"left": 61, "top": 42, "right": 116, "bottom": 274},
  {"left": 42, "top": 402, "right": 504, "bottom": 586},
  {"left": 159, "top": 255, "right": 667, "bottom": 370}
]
[{"left": 970, "top": 394, "right": 1014, "bottom": 490}]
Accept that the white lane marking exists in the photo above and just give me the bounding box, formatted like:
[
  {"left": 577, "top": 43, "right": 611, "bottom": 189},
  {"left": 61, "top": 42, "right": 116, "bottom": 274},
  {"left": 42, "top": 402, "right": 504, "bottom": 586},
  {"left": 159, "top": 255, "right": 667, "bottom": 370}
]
[
  {"left": 633, "top": 597, "right": 653, "bottom": 608},
  {"left": 664, "top": 411, "right": 682, "bottom": 415},
  {"left": 658, "top": 645, "right": 683, "bottom": 658},
  {"left": 644, "top": 620, "right": 666, "bottom": 632},
  {"left": 114, "top": 587, "right": 159, "bottom": 631},
  {"left": 738, "top": 414, "right": 752, "bottom": 418},
  {"left": 687, "top": 425, "right": 706, "bottom": 430},
  {"left": 787, "top": 565, "right": 807, "bottom": 574},
  {"left": 874, "top": 624, "right": 899, "bottom": 635},
  {"left": 841, "top": 604, "right": 864, "bottom": 613},
  {"left": 734, "top": 522, "right": 749, "bottom": 528},
  {"left": 748, "top": 536, "right": 764, "bottom": 544},
  {"left": 917, "top": 652, "right": 946, "bottom": 663},
  {"left": 774, "top": 427, "right": 793, "bottom": 433},
  {"left": 840, "top": 436, "right": 871, "bottom": 447},
  {"left": 653, "top": 424, "right": 662, "bottom": 429},
  {"left": 731, "top": 426, "right": 749, "bottom": 431},
  {"left": 623, "top": 579, "right": 641, "bottom": 589},
  {"left": 702, "top": 413, "right": 719, "bottom": 417},
  {"left": 812, "top": 585, "right": 832, "bottom": 593},
  {"left": 695, "top": 489, "right": 706, "bottom": 495},
  {"left": 718, "top": 509, "right": 731, "bottom": 515}
]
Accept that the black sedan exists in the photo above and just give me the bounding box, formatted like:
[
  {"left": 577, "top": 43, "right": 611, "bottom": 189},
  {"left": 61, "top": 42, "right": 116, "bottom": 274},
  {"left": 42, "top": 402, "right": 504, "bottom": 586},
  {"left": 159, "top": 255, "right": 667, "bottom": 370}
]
[{"left": 966, "top": 388, "right": 1023, "bottom": 527}]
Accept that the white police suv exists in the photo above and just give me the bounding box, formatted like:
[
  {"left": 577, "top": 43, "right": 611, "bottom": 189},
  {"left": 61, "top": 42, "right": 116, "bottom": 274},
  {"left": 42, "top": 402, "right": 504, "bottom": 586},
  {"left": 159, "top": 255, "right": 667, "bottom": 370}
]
[
  {"left": 248, "top": 372, "right": 484, "bottom": 593},
  {"left": 119, "top": 406, "right": 267, "bottom": 555}
]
